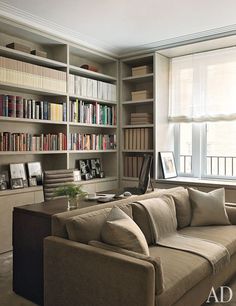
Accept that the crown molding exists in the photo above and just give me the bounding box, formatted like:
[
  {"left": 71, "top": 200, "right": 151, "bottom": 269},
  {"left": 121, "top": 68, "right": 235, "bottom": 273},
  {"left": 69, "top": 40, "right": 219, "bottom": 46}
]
[{"left": 0, "top": 1, "right": 118, "bottom": 57}]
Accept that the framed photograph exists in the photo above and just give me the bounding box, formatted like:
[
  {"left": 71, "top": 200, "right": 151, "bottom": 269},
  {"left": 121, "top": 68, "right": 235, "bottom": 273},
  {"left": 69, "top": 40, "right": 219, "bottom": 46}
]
[
  {"left": 23, "top": 180, "right": 28, "bottom": 188},
  {"left": 27, "top": 162, "right": 43, "bottom": 185},
  {"left": 159, "top": 151, "right": 177, "bottom": 179},
  {"left": 10, "top": 163, "right": 26, "bottom": 180},
  {"left": 11, "top": 178, "right": 24, "bottom": 189},
  {"left": 0, "top": 171, "right": 9, "bottom": 189},
  {"left": 29, "top": 177, "right": 37, "bottom": 187},
  {"left": 73, "top": 170, "right": 81, "bottom": 182},
  {"left": 90, "top": 158, "right": 101, "bottom": 178},
  {"left": 78, "top": 159, "right": 93, "bottom": 180}
]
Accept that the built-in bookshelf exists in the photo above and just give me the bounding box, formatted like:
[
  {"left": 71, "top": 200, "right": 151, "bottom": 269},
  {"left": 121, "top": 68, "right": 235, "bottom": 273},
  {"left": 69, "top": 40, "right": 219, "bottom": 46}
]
[{"left": 0, "top": 18, "right": 118, "bottom": 195}]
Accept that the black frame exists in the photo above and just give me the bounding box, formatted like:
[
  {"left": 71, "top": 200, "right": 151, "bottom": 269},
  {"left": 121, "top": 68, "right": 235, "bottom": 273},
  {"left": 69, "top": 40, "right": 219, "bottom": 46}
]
[
  {"left": 10, "top": 163, "right": 27, "bottom": 180},
  {"left": 159, "top": 151, "right": 177, "bottom": 179},
  {"left": 11, "top": 178, "right": 24, "bottom": 189}
]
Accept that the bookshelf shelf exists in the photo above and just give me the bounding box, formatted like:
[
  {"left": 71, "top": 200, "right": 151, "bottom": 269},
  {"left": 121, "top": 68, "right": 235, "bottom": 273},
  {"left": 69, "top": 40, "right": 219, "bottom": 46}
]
[
  {"left": 0, "top": 116, "right": 67, "bottom": 125},
  {"left": 0, "top": 151, "right": 67, "bottom": 155},
  {"left": 122, "top": 150, "right": 154, "bottom": 153},
  {"left": 69, "top": 95, "right": 117, "bottom": 105},
  {"left": 69, "top": 150, "right": 117, "bottom": 154},
  {"left": 122, "top": 99, "right": 154, "bottom": 105},
  {"left": 69, "top": 122, "right": 117, "bottom": 128},
  {"left": 122, "top": 124, "right": 154, "bottom": 128},
  {"left": 122, "top": 73, "right": 154, "bottom": 83},
  {"left": 0, "top": 46, "right": 67, "bottom": 68},
  {"left": 69, "top": 65, "right": 117, "bottom": 82},
  {"left": 0, "top": 82, "right": 67, "bottom": 96},
  {"left": 0, "top": 185, "right": 43, "bottom": 196}
]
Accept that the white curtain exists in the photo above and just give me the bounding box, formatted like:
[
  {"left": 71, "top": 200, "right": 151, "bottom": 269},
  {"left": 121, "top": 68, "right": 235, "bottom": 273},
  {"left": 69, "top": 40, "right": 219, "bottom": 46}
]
[{"left": 169, "top": 47, "right": 236, "bottom": 122}]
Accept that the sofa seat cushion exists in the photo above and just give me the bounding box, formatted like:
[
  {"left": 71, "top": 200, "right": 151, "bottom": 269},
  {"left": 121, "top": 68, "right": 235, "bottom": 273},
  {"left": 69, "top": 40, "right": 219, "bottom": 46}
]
[
  {"left": 179, "top": 225, "right": 236, "bottom": 256},
  {"left": 149, "top": 246, "right": 211, "bottom": 306}
]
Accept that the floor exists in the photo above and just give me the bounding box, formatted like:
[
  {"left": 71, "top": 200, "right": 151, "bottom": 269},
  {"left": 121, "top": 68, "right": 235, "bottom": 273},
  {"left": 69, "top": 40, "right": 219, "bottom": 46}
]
[{"left": 1, "top": 251, "right": 236, "bottom": 306}]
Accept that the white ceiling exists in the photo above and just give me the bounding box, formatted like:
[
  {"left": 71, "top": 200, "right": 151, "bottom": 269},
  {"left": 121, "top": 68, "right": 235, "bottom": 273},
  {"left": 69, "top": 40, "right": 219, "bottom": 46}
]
[{"left": 1, "top": 0, "right": 236, "bottom": 56}]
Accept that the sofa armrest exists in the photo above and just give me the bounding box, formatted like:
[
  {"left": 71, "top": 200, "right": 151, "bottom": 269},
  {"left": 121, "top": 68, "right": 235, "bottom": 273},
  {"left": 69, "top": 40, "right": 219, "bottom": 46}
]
[
  {"left": 44, "top": 236, "right": 155, "bottom": 306},
  {"left": 226, "top": 203, "right": 236, "bottom": 225}
]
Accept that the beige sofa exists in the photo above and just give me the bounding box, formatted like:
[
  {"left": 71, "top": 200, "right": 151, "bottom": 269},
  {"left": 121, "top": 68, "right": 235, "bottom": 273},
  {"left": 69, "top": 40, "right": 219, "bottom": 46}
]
[{"left": 44, "top": 187, "right": 236, "bottom": 306}]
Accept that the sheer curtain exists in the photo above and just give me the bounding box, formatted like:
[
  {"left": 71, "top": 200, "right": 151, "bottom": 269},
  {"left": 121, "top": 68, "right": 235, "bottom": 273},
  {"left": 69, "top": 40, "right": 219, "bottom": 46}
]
[{"left": 169, "top": 47, "right": 236, "bottom": 122}]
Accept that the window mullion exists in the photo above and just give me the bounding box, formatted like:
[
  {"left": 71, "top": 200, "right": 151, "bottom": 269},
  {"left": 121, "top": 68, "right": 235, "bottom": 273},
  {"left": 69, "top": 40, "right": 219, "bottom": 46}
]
[{"left": 192, "top": 123, "right": 201, "bottom": 177}]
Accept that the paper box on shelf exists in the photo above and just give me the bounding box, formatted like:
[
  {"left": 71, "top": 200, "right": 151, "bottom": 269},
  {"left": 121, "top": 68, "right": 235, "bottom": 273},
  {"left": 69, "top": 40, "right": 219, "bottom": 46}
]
[
  {"left": 6, "top": 42, "right": 31, "bottom": 54},
  {"left": 131, "top": 90, "right": 150, "bottom": 101},
  {"left": 132, "top": 65, "right": 151, "bottom": 76},
  {"left": 31, "top": 50, "right": 47, "bottom": 58}
]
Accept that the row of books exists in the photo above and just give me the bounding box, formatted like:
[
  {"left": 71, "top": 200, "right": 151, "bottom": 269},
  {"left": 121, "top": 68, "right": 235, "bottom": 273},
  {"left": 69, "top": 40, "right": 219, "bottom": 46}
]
[
  {"left": 70, "top": 100, "right": 116, "bottom": 125},
  {"left": 69, "top": 74, "right": 116, "bottom": 101},
  {"left": 130, "top": 112, "right": 152, "bottom": 125},
  {"left": 124, "top": 128, "right": 153, "bottom": 150},
  {"left": 0, "top": 56, "right": 66, "bottom": 92},
  {"left": 0, "top": 132, "right": 67, "bottom": 151},
  {"left": 123, "top": 156, "right": 144, "bottom": 177},
  {"left": 69, "top": 133, "right": 117, "bottom": 151},
  {"left": 0, "top": 94, "right": 66, "bottom": 121}
]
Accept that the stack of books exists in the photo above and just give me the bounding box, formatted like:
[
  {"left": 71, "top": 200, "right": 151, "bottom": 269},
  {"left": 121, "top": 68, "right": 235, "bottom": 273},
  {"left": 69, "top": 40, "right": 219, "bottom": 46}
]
[
  {"left": 70, "top": 100, "right": 116, "bottom": 125},
  {"left": 0, "top": 56, "right": 66, "bottom": 92},
  {"left": 69, "top": 74, "right": 116, "bottom": 101},
  {"left": 130, "top": 113, "right": 152, "bottom": 125},
  {"left": 124, "top": 128, "right": 153, "bottom": 150},
  {"left": 0, "top": 94, "right": 66, "bottom": 121},
  {"left": 69, "top": 133, "right": 116, "bottom": 151},
  {"left": 0, "top": 132, "right": 67, "bottom": 151},
  {"left": 123, "top": 156, "right": 144, "bottom": 177}
]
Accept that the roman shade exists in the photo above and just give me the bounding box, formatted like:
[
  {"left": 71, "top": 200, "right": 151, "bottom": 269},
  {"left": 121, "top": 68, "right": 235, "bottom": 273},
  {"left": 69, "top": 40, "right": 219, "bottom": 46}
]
[{"left": 169, "top": 47, "right": 236, "bottom": 122}]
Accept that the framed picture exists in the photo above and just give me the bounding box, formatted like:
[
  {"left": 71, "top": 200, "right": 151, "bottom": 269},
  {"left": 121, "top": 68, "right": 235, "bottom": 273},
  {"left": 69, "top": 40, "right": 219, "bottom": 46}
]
[
  {"left": 27, "top": 162, "right": 43, "bottom": 185},
  {"left": 11, "top": 178, "right": 24, "bottom": 189},
  {"left": 78, "top": 159, "right": 93, "bottom": 180},
  {"left": 10, "top": 163, "right": 26, "bottom": 180},
  {"left": 73, "top": 170, "right": 81, "bottom": 182},
  {"left": 90, "top": 158, "right": 101, "bottom": 178},
  {"left": 23, "top": 180, "right": 28, "bottom": 188},
  {"left": 29, "top": 177, "right": 37, "bottom": 187},
  {"left": 159, "top": 151, "right": 177, "bottom": 179},
  {"left": 0, "top": 171, "right": 9, "bottom": 189}
]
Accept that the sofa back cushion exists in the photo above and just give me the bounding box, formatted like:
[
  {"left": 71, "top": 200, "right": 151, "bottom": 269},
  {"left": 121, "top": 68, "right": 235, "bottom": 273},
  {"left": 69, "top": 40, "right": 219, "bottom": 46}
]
[
  {"left": 170, "top": 188, "right": 191, "bottom": 228},
  {"left": 66, "top": 204, "right": 132, "bottom": 244}
]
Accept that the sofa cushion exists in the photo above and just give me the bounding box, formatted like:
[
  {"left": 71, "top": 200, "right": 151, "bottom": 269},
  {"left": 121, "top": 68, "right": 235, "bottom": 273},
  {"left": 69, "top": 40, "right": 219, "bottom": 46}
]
[
  {"left": 149, "top": 246, "right": 212, "bottom": 306},
  {"left": 66, "top": 204, "right": 132, "bottom": 244},
  {"left": 101, "top": 207, "right": 149, "bottom": 255},
  {"left": 170, "top": 188, "right": 191, "bottom": 228},
  {"left": 189, "top": 188, "right": 230, "bottom": 226},
  {"left": 179, "top": 225, "right": 236, "bottom": 256},
  {"left": 89, "top": 240, "right": 164, "bottom": 295}
]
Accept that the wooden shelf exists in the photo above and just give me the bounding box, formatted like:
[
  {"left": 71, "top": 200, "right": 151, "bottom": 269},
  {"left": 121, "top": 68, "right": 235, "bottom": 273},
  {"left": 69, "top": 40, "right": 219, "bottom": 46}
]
[
  {"left": 69, "top": 65, "right": 117, "bottom": 82},
  {"left": 0, "top": 46, "right": 67, "bottom": 68},
  {"left": 69, "top": 94, "right": 117, "bottom": 105},
  {"left": 0, "top": 185, "right": 43, "bottom": 196},
  {"left": 122, "top": 99, "right": 154, "bottom": 105},
  {"left": 0, "top": 151, "right": 67, "bottom": 155},
  {"left": 0, "top": 81, "right": 67, "bottom": 96},
  {"left": 122, "top": 149, "right": 154, "bottom": 153},
  {"left": 69, "top": 122, "right": 117, "bottom": 128},
  {"left": 122, "top": 73, "right": 153, "bottom": 83},
  {"left": 122, "top": 124, "right": 154, "bottom": 128},
  {"left": 0, "top": 116, "right": 67, "bottom": 125},
  {"left": 69, "top": 150, "right": 117, "bottom": 154}
]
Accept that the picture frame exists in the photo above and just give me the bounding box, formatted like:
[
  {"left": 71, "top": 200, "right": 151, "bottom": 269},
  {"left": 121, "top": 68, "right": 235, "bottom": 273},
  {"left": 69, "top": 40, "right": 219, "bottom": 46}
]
[
  {"left": 29, "top": 177, "right": 37, "bottom": 187},
  {"left": 159, "top": 151, "right": 177, "bottom": 179},
  {"left": 90, "top": 158, "right": 101, "bottom": 178},
  {"left": 73, "top": 170, "right": 81, "bottom": 182},
  {"left": 78, "top": 159, "right": 93, "bottom": 180},
  {"left": 10, "top": 163, "right": 26, "bottom": 180},
  {"left": 0, "top": 171, "right": 9, "bottom": 189},
  {"left": 11, "top": 178, "right": 24, "bottom": 189},
  {"left": 27, "top": 162, "right": 43, "bottom": 185}
]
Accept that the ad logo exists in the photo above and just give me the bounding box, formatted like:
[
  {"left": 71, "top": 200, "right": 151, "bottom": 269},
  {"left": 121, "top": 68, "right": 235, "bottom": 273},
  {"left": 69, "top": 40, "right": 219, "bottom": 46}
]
[{"left": 206, "top": 286, "right": 233, "bottom": 303}]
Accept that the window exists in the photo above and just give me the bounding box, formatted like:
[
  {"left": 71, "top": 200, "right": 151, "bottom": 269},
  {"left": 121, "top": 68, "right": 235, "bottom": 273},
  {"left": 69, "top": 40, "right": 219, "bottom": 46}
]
[{"left": 170, "top": 47, "right": 236, "bottom": 179}]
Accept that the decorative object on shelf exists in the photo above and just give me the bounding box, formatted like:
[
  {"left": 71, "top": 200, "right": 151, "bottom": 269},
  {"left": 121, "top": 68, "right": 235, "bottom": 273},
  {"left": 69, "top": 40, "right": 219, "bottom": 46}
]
[
  {"left": 30, "top": 49, "right": 47, "bottom": 58},
  {"left": 0, "top": 171, "right": 9, "bottom": 190},
  {"left": 99, "top": 171, "right": 105, "bottom": 178},
  {"left": 131, "top": 65, "right": 151, "bottom": 77},
  {"left": 131, "top": 90, "right": 150, "bottom": 101},
  {"left": 159, "top": 151, "right": 177, "bottom": 179},
  {"left": 6, "top": 42, "right": 31, "bottom": 53},
  {"left": 11, "top": 178, "right": 24, "bottom": 189},
  {"left": 23, "top": 180, "right": 28, "bottom": 188},
  {"left": 27, "top": 162, "right": 43, "bottom": 185},
  {"left": 80, "top": 64, "right": 98, "bottom": 72},
  {"left": 10, "top": 163, "right": 27, "bottom": 181},
  {"left": 54, "top": 184, "right": 87, "bottom": 210},
  {"left": 29, "top": 177, "right": 37, "bottom": 187},
  {"left": 78, "top": 159, "right": 93, "bottom": 180},
  {"left": 90, "top": 158, "right": 101, "bottom": 178},
  {"left": 73, "top": 170, "right": 81, "bottom": 182}
]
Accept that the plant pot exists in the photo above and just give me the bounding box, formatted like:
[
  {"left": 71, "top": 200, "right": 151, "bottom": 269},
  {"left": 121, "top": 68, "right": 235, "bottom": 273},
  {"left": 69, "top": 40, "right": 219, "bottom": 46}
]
[{"left": 67, "top": 197, "right": 78, "bottom": 210}]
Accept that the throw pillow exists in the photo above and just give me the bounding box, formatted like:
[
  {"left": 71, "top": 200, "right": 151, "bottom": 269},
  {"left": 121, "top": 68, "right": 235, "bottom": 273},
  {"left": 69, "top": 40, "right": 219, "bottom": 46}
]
[
  {"left": 189, "top": 188, "right": 230, "bottom": 226},
  {"left": 101, "top": 206, "right": 149, "bottom": 255}
]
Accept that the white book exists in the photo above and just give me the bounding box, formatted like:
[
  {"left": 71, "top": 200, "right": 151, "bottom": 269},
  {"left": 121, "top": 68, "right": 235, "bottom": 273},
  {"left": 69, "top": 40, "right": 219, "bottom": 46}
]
[
  {"left": 98, "top": 81, "right": 103, "bottom": 99},
  {"left": 111, "top": 84, "right": 117, "bottom": 101},
  {"left": 81, "top": 77, "right": 87, "bottom": 97},
  {"left": 87, "top": 78, "right": 93, "bottom": 98},
  {"left": 69, "top": 74, "right": 75, "bottom": 95},
  {"left": 107, "top": 83, "right": 112, "bottom": 101},
  {"left": 92, "top": 79, "right": 98, "bottom": 99},
  {"left": 102, "top": 82, "right": 108, "bottom": 101}
]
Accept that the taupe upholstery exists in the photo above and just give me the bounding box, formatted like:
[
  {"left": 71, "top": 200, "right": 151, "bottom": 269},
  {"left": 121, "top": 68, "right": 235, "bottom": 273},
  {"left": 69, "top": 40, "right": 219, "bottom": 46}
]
[{"left": 43, "top": 169, "right": 74, "bottom": 201}]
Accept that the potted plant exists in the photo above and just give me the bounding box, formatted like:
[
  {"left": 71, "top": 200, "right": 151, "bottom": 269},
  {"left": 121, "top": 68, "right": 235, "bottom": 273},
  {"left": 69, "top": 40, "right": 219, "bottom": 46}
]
[{"left": 54, "top": 184, "right": 87, "bottom": 210}]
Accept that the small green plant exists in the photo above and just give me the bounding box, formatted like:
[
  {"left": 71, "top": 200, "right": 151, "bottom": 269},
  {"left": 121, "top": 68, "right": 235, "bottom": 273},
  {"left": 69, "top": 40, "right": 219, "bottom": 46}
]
[{"left": 54, "top": 184, "right": 87, "bottom": 199}]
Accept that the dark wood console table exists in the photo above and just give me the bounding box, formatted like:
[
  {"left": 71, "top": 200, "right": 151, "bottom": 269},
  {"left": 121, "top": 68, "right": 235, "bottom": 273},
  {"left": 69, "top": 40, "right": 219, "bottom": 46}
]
[{"left": 13, "top": 198, "right": 98, "bottom": 305}]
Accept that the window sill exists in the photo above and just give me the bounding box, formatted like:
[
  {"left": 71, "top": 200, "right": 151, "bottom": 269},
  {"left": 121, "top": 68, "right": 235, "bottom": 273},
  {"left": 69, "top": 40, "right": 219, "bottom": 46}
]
[{"left": 156, "top": 177, "right": 236, "bottom": 190}]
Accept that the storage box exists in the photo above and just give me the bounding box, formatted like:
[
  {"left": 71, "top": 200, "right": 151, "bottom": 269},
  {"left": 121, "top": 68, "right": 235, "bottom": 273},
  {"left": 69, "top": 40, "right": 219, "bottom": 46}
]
[
  {"left": 6, "top": 42, "right": 31, "bottom": 54},
  {"left": 132, "top": 65, "right": 150, "bottom": 77},
  {"left": 131, "top": 90, "right": 149, "bottom": 101},
  {"left": 31, "top": 50, "right": 47, "bottom": 58}
]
